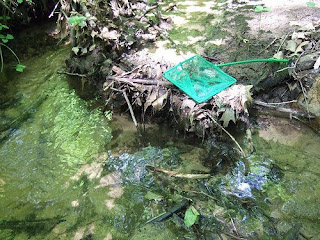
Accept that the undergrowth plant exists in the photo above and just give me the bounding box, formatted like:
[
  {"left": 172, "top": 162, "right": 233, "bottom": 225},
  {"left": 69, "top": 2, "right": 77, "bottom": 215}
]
[
  {"left": 0, "top": 16, "right": 25, "bottom": 72},
  {"left": 254, "top": 5, "right": 271, "bottom": 33}
]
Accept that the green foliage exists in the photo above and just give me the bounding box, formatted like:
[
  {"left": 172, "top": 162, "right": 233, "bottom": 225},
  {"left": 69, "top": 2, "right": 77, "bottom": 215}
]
[
  {"left": 254, "top": 5, "right": 271, "bottom": 13},
  {"left": 184, "top": 206, "right": 200, "bottom": 228},
  {"left": 17, "top": 0, "right": 32, "bottom": 3},
  {"left": 68, "top": 15, "right": 87, "bottom": 28},
  {"left": 0, "top": 33, "right": 13, "bottom": 43},
  {"left": 15, "top": 64, "right": 26, "bottom": 72},
  {"left": 306, "top": 2, "right": 316, "bottom": 7},
  {"left": 0, "top": 17, "right": 25, "bottom": 72}
]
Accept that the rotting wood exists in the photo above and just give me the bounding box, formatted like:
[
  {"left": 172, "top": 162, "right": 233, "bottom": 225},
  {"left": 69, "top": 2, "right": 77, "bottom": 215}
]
[
  {"left": 253, "top": 100, "right": 315, "bottom": 119},
  {"left": 146, "top": 165, "right": 211, "bottom": 179}
]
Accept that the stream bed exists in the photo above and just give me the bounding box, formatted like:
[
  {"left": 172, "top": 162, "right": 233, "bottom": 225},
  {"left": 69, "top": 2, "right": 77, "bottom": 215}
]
[
  {"left": 1, "top": 0, "right": 320, "bottom": 238},
  {"left": 0, "top": 44, "right": 319, "bottom": 239}
]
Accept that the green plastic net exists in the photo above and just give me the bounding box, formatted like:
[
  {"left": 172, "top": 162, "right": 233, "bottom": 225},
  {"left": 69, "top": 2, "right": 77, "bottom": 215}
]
[
  {"left": 163, "top": 55, "right": 236, "bottom": 103},
  {"left": 163, "top": 55, "right": 289, "bottom": 103}
]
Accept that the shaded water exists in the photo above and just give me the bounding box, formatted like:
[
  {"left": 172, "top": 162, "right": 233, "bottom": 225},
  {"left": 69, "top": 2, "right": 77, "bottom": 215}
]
[
  {"left": 1, "top": 1, "right": 320, "bottom": 238},
  {"left": 1, "top": 44, "right": 320, "bottom": 239}
]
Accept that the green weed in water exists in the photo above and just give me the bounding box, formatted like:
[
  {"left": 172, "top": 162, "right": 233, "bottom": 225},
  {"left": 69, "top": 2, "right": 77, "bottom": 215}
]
[{"left": 41, "top": 86, "right": 112, "bottom": 165}]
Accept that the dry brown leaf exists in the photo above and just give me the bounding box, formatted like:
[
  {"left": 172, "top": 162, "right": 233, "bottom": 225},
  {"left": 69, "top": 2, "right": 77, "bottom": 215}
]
[
  {"left": 181, "top": 99, "right": 196, "bottom": 111},
  {"left": 112, "top": 66, "right": 125, "bottom": 76},
  {"left": 152, "top": 91, "right": 169, "bottom": 112},
  {"left": 144, "top": 89, "right": 158, "bottom": 112},
  {"left": 100, "top": 27, "right": 120, "bottom": 40}
]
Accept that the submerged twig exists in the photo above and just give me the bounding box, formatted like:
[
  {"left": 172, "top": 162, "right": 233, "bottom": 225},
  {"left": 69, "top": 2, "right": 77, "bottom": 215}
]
[
  {"left": 57, "top": 71, "right": 87, "bottom": 77},
  {"left": 123, "top": 90, "right": 138, "bottom": 128},
  {"left": 146, "top": 165, "right": 211, "bottom": 179},
  {"left": 222, "top": 231, "right": 246, "bottom": 240}
]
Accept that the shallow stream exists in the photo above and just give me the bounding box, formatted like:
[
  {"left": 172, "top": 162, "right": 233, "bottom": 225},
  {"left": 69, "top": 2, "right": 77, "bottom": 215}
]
[{"left": 1, "top": 0, "right": 320, "bottom": 239}]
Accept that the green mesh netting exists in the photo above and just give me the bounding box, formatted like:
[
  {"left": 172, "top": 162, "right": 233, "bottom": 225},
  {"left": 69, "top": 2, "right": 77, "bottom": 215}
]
[{"left": 163, "top": 55, "right": 237, "bottom": 103}]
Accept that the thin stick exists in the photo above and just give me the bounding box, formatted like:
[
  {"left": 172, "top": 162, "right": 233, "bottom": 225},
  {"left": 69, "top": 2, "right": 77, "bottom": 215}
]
[
  {"left": 298, "top": 79, "right": 311, "bottom": 120},
  {"left": 187, "top": 190, "right": 217, "bottom": 201},
  {"left": 146, "top": 165, "right": 211, "bottom": 179},
  {"left": 206, "top": 114, "right": 246, "bottom": 158},
  {"left": 222, "top": 231, "right": 245, "bottom": 240},
  {"left": 263, "top": 100, "right": 297, "bottom": 105},
  {"left": 206, "top": 113, "right": 250, "bottom": 175},
  {"left": 123, "top": 90, "right": 138, "bottom": 128},
  {"left": 0, "top": 43, "right": 20, "bottom": 64},
  {"left": 254, "top": 100, "right": 314, "bottom": 119},
  {"left": 57, "top": 71, "right": 87, "bottom": 77},
  {"left": 277, "top": 32, "right": 290, "bottom": 52},
  {"left": 49, "top": 2, "right": 60, "bottom": 18},
  {"left": 107, "top": 76, "right": 173, "bottom": 86},
  {"left": 0, "top": 46, "right": 3, "bottom": 72},
  {"left": 258, "top": 37, "right": 277, "bottom": 54}
]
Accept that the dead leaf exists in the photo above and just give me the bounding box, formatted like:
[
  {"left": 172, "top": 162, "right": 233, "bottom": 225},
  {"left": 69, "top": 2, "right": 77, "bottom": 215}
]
[
  {"left": 294, "top": 41, "right": 310, "bottom": 54},
  {"left": 285, "top": 40, "right": 297, "bottom": 52},
  {"left": 273, "top": 51, "right": 284, "bottom": 59},
  {"left": 181, "top": 99, "right": 196, "bottom": 111},
  {"left": 144, "top": 89, "right": 158, "bottom": 112},
  {"left": 220, "top": 108, "right": 236, "bottom": 127},
  {"left": 292, "top": 31, "right": 306, "bottom": 40},
  {"left": 112, "top": 66, "right": 125, "bottom": 76},
  {"left": 314, "top": 56, "right": 320, "bottom": 69},
  {"left": 110, "top": 0, "right": 120, "bottom": 18},
  {"left": 100, "top": 27, "right": 120, "bottom": 40},
  {"left": 152, "top": 91, "right": 169, "bottom": 111}
]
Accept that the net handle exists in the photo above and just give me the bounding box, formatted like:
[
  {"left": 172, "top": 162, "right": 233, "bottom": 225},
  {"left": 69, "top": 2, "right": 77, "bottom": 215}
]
[{"left": 216, "top": 58, "right": 289, "bottom": 67}]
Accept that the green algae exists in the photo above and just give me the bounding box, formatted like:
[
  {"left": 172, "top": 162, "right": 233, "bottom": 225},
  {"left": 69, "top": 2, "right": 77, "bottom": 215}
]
[{"left": 0, "top": 45, "right": 112, "bottom": 239}]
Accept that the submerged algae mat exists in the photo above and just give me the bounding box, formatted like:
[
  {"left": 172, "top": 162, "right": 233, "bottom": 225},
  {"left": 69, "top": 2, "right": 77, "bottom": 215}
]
[{"left": 0, "top": 47, "right": 112, "bottom": 239}]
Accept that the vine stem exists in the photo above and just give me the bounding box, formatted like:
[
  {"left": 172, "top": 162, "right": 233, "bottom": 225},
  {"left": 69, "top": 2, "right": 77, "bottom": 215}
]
[
  {"left": 0, "top": 43, "right": 21, "bottom": 64},
  {"left": 0, "top": 46, "right": 3, "bottom": 72}
]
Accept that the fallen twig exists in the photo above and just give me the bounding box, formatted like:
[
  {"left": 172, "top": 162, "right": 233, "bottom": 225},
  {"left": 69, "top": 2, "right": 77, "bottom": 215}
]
[
  {"left": 259, "top": 37, "right": 277, "bottom": 55},
  {"left": 123, "top": 90, "right": 138, "bottom": 128},
  {"left": 146, "top": 165, "right": 211, "bottom": 179},
  {"left": 254, "top": 100, "right": 314, "bottom": 119},
  {"left": 57, "top": 71, "right": 87, "bottom": 77},
  {"left": 222, "top": 231, "right": 246, "bottom": 240},
  {"left": 106, "top": 76, "right": 173, "bottom": 87}
]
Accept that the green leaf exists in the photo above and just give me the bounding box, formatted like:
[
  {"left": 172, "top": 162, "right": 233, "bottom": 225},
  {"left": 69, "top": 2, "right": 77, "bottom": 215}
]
[
  {"left": 262, "top": 7, "right": 271, "bottom": 12},
  {"left": 0, "top": 24, "right": 9, "bottom": 30},
  {"left": 78, "top": 22, "right": 86, "bottom": 27},
  {"left": 254, "top": 5, "right": 264, "bottom": 12},
  {"left": 15, "top": 64, "right": 26, "bottom": 72},
  {"left": 220, "top": 108, "right": 236, "bottom": 127},
  {"left": 184, "top": 206, "right": 200, "bottom": 228},
  {"left": 68, "top": 16, "right": 86, "bottom": 25},
  {"left": 2, "top": 38, "right": 8, "bottom": 43},
  {"left": 144, "top": 191, "right": 163, "bottom": 201},
  {"left": 0, "top": 34, "right": 5, "bottom": 39},
  {"left": 306, "top": 2, "right": 316, "bottom": 7},
  {"left": 72, "top": 46, "right": 80, "bottom": 55},
  {"left": 6, "top": 34, "right": 14, "bottom": 40},
  {"left": 17, "top": 0, "right": 23, "bottom": 3}
]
